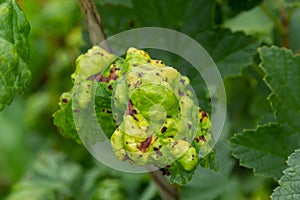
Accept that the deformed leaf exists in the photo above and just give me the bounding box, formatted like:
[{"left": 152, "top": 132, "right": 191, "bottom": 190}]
[
  {"left": 53, "top": 92, "right": 81, "bottom": 144},
  {"left": 0, "top": 0, "right": 31, "bottom": 110},
  {"left": 53, "top": 46, "right": 120, "bottom": 144},
  {"left": 272, "top": 149, "right": 300, "bottom": 200},
  {"left": 54, "top": 46, "right": 216, "bottom": 186}
]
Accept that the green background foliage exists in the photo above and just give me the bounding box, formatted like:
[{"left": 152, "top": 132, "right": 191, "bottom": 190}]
[{"left": 1, "top": 0, "right": 300, "bottom": 199}]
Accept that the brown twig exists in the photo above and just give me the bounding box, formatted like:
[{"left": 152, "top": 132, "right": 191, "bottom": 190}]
[
  {"left": 280, "top": 7, "right": 289, "bottom": 48},
  {"left": 147, "top": 165, "right": 179, "bottom": 200},
  {"left": 260, "top": 2, "right": 290, "bottom": 48},
  {"left": 77, "top": 0, "right": 110, "bottom": 51},
  {"left": 148, "top": 169, "right": 180, "bottom": 200}
]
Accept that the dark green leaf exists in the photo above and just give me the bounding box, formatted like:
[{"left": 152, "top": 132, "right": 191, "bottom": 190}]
[
  {"left": 180, "top": 0, "right": 215, "bottom": 35},
  {"left": 0, "top": 0, "right": 31, "bottom": 110},
  {"left": 217, "top": 0, "right": 263, "bottom": 19},
  {"left": 258, "top": 46, "right": 300, "bottom": 130},
  {"left": 284, "top": 0, "right": 300, "bottom": 6},
  {"left": 289, "top": 7, "right": 300, "bottom": 52},
  {"left": 99, "top": 0, "right": 215, "bottom": 36},
  {"left": 230, "top": 123, "right": 300, "bottom": 180},
  {"left": 223, "top": 6, "right": 273, "bottom": 44},
  {"left": 96, "top": 4, "right": 137, "bottom": 37},
  {"left": 196, "top": 29, "right": 260, "bottom": 77},
  {"left": 271, "top": 149, "right": 300, "bottom": 200},
  {"left": 132, "top": 0, "right": 189, "bottom": 29},
  {"left": 99, "top": 0, "right": 258, "bottom": 78},
  {"left": 229, "top": 46, "right": 300, "bottom": 180},
  {"left": 227, "top": 0, "right": 263, "bottom": 13}
]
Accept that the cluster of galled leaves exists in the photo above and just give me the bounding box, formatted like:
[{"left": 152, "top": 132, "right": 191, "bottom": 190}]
[
  {"left": 110, "top": 48, "right": 216, "bottom": 184},
  {"left": 53, "top": 46, "right": 119, "bottom": 144},
  {"left": 54, "top": 0, "right": 275, "bottom": 193},
  {"left": 54, "top": 46, "right": 216, "bottom": 185},
  {"left": 229, "top": 46, "right": 300, "bottom": 198},
  {"left": 0, "top": 0, "right": 31, "bottom": 110},
  {"left": 98, "top": 0, "right": 300, "bottom": 196}
]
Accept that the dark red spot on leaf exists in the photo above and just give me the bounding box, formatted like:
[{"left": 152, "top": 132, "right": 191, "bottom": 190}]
[
  {"left": 161, "top": 126, "right": 167, "bottom": 133},
  {"left": 180, "top": 79, "right": 186, "bottom": 85},
  {"left": 160, "top": 168, "right": 171, "bottom": 176},
  {"left": 154, "top": 147, "right": 163, "bottom": 156},
  {"left": 138, "top": 135, "right": 153, "bottom": 153},
  {"left": 200, "top": 135, "right": 206, "bottom": 142},
  {"left": 178, "top": 89, "right": 184, "bottom": 97},
  {"left": 126, "top": 99, "right": 138, "bottom": 121},
  {"left": 123, "top": 154, "right": 133, "bottom": 162}
]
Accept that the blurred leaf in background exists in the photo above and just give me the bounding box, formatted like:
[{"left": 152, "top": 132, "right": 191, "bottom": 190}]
[
  {"left": 6, "top": 151, "right": 82, "bottom": 200},
  {"left": 0, "top": 0, "right": 31, "bottom": 110},
  {"left": 0, "top": 99, "right": 29, "bottom": 197}
]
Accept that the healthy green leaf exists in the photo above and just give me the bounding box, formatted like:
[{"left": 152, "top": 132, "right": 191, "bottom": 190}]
[
  {"left": 224, "top": 6, "right": 273, "bottom": 44},
  {"left": 217, "top": 0, "right": 263, "bottom": 19},
  {"left": 271, "top": 149, "right": 300, "bottom": 200},
  {"left": 0, "top": 0, "right": 31, "bottom": 110},
  {"left": 180, "top": 0, "right": 215, "bottom": 35},
  {"left": 98, "top": 0, "right": 259, "bottom": 78},
  {"left": 95, "top": 4, "right": 136, "bottom": 37},
  {"left": 196, "top": 29, "right": 260, "bottom": 77},
  {"left": 132, "top": 0, "right": 189, "bottom": 29},
  {"left": 229, "top": 46, "right": 300, "bottom": 180},
  {"left": 230, "top": 123, "right": 300, "bottom": 180},
  {"left": 258, "top": 46, "right": 300, "bottom": 130}
]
